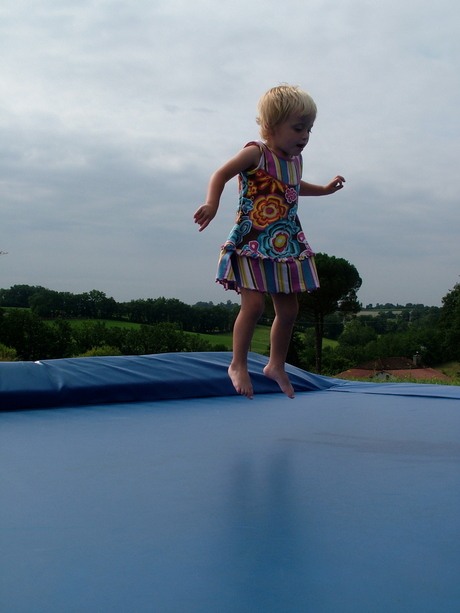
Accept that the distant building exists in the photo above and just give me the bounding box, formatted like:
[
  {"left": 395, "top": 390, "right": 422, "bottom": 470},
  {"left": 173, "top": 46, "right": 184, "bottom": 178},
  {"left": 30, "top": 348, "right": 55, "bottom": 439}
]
[{"left": 335, "top": 356, "right": 452, "bottom": 382}]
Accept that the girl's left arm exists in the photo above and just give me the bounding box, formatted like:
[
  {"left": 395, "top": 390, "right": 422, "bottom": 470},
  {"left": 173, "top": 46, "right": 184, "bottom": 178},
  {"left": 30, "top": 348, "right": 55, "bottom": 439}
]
[
  {"left": 194, "top": 145, "right": 261, "bottom": 231},
  {"left": 299, "top": 175, "right": 345, "bottom": 196}
]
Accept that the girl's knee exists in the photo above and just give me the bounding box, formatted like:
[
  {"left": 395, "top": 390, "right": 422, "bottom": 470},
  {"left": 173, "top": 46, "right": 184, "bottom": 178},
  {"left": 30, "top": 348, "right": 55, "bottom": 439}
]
[
  {"left": 279, "top": 310, "right": 298, "bottom": 326},
  {"left": 271, "top": 293, "right": 299, "bottom": 321},
  {"left": 240, "top": 289, "right": 265, "bottom": 320},
  {"left": 289, "top": 299, "right": 299, "bottom": 318},
  {"left": 245, "top": 304, "right": 265, "bottom": 323}
]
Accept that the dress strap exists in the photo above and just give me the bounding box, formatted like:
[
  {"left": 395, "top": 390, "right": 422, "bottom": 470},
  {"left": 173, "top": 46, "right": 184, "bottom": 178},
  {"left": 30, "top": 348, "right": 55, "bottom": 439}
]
[
  {"left": 243, "top": 141, "right": 265, "bottom": 174},
  {"left": 243, "top": 141, "right": 302, "bottom": 185}
]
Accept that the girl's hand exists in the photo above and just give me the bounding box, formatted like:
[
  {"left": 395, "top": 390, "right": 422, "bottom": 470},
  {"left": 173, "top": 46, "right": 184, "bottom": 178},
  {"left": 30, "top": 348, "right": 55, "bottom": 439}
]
[
  {"left": 299, "top": 176, "right": 346, "bottom": 196},
  {"left": 194, "top": 203, "right": 218, "bottom": 232},
  {"left": 195, "top": 145, "right": 261, "bottom": 231},
  {"left": 324, "top": 175, "right": 345, "bottom": 194}
]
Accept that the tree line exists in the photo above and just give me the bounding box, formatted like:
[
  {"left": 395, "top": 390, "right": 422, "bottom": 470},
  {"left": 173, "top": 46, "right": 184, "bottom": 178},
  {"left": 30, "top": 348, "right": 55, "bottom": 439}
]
[
  {"left": 0, "top": 253, "right": 362, "bottom": 365},
  {"left": 0, "top": 311, "right": 225, "bottom": 362},
  {"left": 289, "top": 284, "right": 459, "bottom": 375},
  {"left": 0, "top": 286, "right": 240, "bottom": 361},
  {"left": 1, "top": 257, "right": 458, "bottom": 375},
  {"left": 0, "top": 286, "right": 239, "bottom": 333}
]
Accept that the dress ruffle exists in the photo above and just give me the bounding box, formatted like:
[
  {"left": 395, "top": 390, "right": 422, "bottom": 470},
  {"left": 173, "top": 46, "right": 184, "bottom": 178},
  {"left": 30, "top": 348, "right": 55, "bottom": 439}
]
[{"left": 217, "top": 249, "right": 319, "bottom": 294}]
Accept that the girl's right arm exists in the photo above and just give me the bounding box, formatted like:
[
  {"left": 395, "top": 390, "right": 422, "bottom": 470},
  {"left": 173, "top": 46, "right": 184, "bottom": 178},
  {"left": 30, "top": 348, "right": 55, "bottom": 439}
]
[{"left": 194, "top": 145, "right": 260, "bottom": 232}]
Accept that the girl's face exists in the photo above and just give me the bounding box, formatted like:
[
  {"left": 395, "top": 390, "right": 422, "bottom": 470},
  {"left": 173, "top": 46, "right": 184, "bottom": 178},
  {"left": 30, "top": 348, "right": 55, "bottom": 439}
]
[{"left": 266, "top": 113, "right": 315, "bottom": 158}]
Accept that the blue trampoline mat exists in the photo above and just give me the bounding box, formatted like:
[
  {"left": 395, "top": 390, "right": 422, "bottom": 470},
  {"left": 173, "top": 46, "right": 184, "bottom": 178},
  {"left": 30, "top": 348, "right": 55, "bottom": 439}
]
[{"left": 1, "top": 352, "right": 459, "bottom": 612}]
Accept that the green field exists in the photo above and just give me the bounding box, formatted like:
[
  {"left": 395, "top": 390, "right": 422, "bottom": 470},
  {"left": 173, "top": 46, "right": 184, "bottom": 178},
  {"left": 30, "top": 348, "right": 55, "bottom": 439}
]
[
  {"left": 434, "top": 360, "right": 460, "bottom": 379},
  {"left": 57, "top": 319, "right": 338, "bottom": 356},
  {"left": 188, "top": 326, "right": 339, "bottom": 354},
  {"left": 322, "top": 337, "right": 338, "bottom": 349},
  {"left": 61, "top": 318, "right": 141, "bottom": 330},
  {"left": 185, "top": 325, "right": 271, "bottom": 354}
]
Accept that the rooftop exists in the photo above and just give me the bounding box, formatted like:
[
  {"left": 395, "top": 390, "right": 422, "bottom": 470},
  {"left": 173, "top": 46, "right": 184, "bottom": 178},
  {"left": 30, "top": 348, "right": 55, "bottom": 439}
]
[{"left": 335, "top": 356, "right": 452, "bottom": 382}]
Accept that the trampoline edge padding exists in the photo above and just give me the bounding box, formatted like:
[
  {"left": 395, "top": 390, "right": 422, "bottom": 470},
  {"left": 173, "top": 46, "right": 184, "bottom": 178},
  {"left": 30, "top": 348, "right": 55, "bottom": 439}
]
[
  {"left": 0, "top": 352, "right": 333, "bottom": 410},
  {"left": 0, "top": 352, "right": 459, "bottom": 411}
]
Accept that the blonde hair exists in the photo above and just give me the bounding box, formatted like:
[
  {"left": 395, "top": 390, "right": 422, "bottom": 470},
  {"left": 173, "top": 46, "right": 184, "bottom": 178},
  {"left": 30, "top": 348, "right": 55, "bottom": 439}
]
[{"left": 256, "top": 84, "right": 317, "bottom": 140}]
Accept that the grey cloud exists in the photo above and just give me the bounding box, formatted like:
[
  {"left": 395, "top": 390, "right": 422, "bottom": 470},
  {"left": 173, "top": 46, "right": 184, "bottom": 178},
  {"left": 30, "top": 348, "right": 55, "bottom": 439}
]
[{"left": 1, "top": 0, "right": 459, "bottom": 306}]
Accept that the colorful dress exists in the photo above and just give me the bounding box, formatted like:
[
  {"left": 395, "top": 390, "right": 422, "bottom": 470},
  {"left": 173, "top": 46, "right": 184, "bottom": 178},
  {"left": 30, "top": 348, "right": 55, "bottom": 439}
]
[{"left": 216, "top": 141, "right": 320, "bottom": 294}]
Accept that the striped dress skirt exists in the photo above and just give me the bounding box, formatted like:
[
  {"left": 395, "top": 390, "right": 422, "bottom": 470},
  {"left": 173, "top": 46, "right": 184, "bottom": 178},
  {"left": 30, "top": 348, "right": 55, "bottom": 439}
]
[{"left": 216, "top": 251, "right": 320, "bottom": 294}]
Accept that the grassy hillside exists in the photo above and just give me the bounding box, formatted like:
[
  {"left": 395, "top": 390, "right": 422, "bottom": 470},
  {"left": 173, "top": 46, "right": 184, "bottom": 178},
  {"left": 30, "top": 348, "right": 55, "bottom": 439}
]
[
  {"left": 53, "top": 319, "right": 338, "bottom": 356},
  {"left": 62, "top": 318, "right": 142, "bottom": 330},
  {"left": 434, "top": 361, "right": 460, "bottom": 379},
  {"left": 188, "top": 326, "right": 339, "bottom": 354},
  {"left": 185, "top": 325, "right": 271, "bottom": 354}
]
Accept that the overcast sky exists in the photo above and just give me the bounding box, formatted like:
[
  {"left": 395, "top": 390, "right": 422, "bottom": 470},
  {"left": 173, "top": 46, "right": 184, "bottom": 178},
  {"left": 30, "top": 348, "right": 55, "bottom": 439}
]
[{"left": 1, "top": 0, "right": 459, "bottom": 307}]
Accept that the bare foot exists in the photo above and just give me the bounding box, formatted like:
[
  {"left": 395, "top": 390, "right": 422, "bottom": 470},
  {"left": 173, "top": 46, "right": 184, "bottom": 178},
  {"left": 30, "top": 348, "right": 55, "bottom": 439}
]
[
  {"left": 228, "top": 364, "right": 254, "bottom": 399},
  {"left": 263, "top": 364, "right": 295, "bottom": 398}
]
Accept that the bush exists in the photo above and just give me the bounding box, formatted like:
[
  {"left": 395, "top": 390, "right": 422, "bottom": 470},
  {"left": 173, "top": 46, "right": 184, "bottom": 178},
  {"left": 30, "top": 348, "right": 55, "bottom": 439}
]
[
  {"left": 0, "top": 342, "right": 17, "bottom": 361},
  {"left": 76, "top": 346, "right": 123, "bottom": 358},
  {"left": 0, "top": 308, "right": 63, "bottom": 361}
]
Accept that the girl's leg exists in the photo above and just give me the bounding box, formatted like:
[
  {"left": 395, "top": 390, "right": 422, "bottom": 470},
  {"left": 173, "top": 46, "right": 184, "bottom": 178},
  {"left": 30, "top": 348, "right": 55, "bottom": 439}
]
[
  {"left": 263, "top": 292, "right": 299, "bottom": 398},
  {"left": 229, "top": 288, "right": 265, "bottom": 399}
]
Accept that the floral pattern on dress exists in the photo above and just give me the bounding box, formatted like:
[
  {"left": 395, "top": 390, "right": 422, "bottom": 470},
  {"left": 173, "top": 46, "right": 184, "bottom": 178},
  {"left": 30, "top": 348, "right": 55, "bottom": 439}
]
[
  {"left": 285, "top": 187, "right": 298, "bottom": 204},
  {"left": 250, "top": 194, "right": 289, "bottom": 230},
  {"left": 224, "top": 219, "right": 252, "bottom": 249},
  {"left": 239, "top": 241, "right": 264, "bottom": 258},
  {"left": 246, "top": 180, "right": 258, "bottom": 197},
  {"left": 220, "top": 141, "right": 315, "bottom": 262},
  {"left": 258, "top": 220, "right": 302, "bottom": 258},
  {"left": 254, "top": 169, "right": 285, "bottom": 194},
  {"left": 239, "top": 196, "right": 254, "bottom": 215}
]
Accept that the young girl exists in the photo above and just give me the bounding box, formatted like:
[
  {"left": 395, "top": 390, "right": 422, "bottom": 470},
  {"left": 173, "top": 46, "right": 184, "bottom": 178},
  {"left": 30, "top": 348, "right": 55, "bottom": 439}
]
[{"left": 194, "top": 84, "right": 344, "bottom": 399}]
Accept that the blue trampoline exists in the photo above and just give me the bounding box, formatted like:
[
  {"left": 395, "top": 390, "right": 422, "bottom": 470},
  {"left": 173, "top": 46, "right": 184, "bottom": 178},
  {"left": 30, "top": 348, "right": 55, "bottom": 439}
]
[{"left": 1, "top": 352, "right": 459, "bottom": 612}]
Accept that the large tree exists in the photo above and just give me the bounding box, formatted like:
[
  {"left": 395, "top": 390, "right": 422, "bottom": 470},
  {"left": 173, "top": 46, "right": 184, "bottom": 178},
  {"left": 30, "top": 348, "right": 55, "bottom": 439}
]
[
  {"left": 440, "top": 282, "right": 460, "bottom": 360},
  {"left": 297, "top": 253, "right": 362, "bottom": 373}
]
